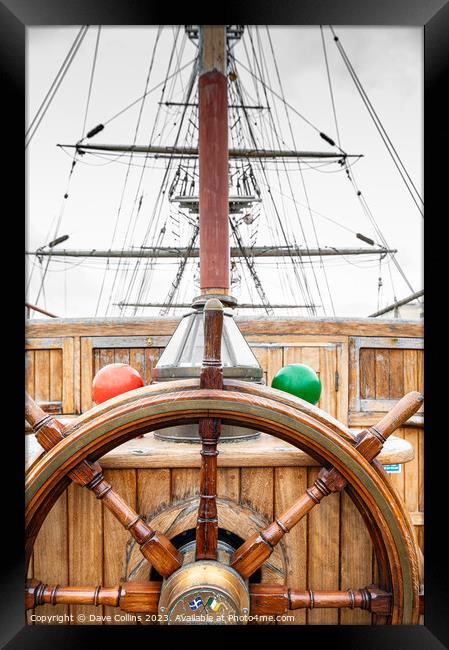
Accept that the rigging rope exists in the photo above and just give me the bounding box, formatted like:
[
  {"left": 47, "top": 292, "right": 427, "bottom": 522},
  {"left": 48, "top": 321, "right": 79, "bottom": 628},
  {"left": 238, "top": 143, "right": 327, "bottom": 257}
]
[
  {"left": 26, "top": 26, "right": 89, "bottom": 148},
  {"left": 100, "top": 59, "right": 196, "bottom": 128},
  {"left": 242, "top": 50, "right": 310, "bottom": 314},
  {"left": 33, "top": 157, "right": 78, "bottom": 304},
  {"left": 229, "top": 58, "right": 315, "bottom": 315},
  {"left": 229, "top": 46, "right": 307, "bottom": 309},
  {"left": 81, "top": 26, "right": 102, "bottom": 138},
  {"left": 234, "top": 55, "right": 347, "bottom": 156},
  {"left": 125, "top": 55, "right": 199, "bottom": 316},
  {"left": 320, "top": 25, "right": 341, "bottom": 149},
  {"left": 319, "top": 25, "right": 418, "bottom": 302},
  {"left": 329, "top": 26, "right": 424, "bottom": 218},
  {"left": 115, "top": 31, "right": 190, "bottom": 314},
  {"left": 100, "top": 26, "right": 164, "bottom": 316},
  {"left": 241, "top": 29, "right": 321, "bottom": 314},
  {"left": 263, "top": 26, "right": 336, "bottom": 316}
]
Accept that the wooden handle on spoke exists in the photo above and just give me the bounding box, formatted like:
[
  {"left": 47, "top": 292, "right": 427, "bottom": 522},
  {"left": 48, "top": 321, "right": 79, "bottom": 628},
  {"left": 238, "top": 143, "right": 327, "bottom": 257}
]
[
  {"left": 249, "top": 584, "right": 391, "bottom": 616},
  {"left": 26, "top": 579, "right": 161, "bottom": 613},
  {"left": 26, "top": 579, "right": 391, "bottom": 617},
  {"left": 373, "top": 391, "right": 423, "bottom": 439},
  {"left": 355, "top": 391, "right": 424, "bottom": 462},
  {"left": 231, "top": 392, "right": 424, "bottom": 579},
  {"left": 25, "top": 392, "right": 49, "bottom": 429},
  {"left": 231, "top": 466, "right": 346, "bottom": 578},
  {"left": 25, "top": 392, "right": 183, "bottom": 578}
]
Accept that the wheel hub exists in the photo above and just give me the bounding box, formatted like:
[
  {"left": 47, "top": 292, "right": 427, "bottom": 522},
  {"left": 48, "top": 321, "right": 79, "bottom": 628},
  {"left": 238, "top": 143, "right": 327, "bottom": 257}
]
[{"left": 158, "top": 560, "right": 250, "bottom": 625}]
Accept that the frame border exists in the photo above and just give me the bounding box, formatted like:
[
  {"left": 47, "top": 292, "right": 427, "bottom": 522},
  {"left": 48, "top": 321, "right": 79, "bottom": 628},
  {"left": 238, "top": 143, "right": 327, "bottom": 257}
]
[{"left": 1, "top": 0, "right": 447, "bottom": 647}]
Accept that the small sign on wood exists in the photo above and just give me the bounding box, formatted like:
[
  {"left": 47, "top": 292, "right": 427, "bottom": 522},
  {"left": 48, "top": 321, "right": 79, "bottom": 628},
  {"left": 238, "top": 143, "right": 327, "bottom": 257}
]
[{"left": 383, "top": 463, "right": 401, "bottom": 474}]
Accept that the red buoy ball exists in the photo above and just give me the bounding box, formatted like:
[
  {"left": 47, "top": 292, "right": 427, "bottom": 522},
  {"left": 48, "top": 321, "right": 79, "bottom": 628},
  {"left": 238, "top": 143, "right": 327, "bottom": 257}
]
[
  {"left": 271, "top": 363, "right": 321, "bottom": 405},
  {"left": 92, "top": 363, "right": 144, "bottom": 405}
]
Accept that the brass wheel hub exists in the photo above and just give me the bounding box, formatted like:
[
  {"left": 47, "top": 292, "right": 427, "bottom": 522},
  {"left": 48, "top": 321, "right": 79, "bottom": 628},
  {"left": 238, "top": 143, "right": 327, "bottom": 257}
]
[{"left": 158, "top": 560, "right": 250, "bottom": 625}]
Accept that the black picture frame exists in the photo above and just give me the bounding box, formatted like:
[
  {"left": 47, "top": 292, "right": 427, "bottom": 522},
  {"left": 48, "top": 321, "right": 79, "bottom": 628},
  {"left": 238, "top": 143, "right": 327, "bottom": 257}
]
[{"left": 1, "top": 1, "right": 447, "bottom": 647}]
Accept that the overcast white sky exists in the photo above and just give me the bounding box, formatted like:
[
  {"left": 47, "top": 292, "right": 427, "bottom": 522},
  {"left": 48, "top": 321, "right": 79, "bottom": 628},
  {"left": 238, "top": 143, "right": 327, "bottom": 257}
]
[{"left": 26, "top": 26, "right": 423, "bottom": 319}]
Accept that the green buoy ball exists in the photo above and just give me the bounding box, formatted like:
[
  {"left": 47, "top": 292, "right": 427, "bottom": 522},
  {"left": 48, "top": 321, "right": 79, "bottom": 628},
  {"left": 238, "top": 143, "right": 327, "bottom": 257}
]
[{"left": 271, "top": 363, "right": 321, "bottom": 405}]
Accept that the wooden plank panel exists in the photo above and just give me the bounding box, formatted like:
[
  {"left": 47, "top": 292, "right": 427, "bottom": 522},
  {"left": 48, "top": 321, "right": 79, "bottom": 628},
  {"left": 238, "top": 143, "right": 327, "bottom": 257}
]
[
  {"left": 130, "top": 348, "right": 146, "bottom": 383},
  {"left": 144, "top": 348, "right": 163, "bottom": 384},
  {"left": 171, "top": 469, "right": 200, "bottom": 500},
  {"left": 252, "top": 347, "right": 268, "bottom": 384},
  {"left": 403, "top": 348, "right": 418, "bottom": 393},
  {"left": 336, "top": 342, "right": 349, "bottom": 426},
  {"left": 307, "top": 466, "right": 340, "bottom": 624},
  {"left": 25, "top": 350, "right": 35, "bottom": 397},
  {"left": 375, "top": 349, "right": 390, "bottom": 399},
  {"left": 359, "top": 348, "right": 375, "bottom": 399},
  {"left": 73, "top": 336, "right": 81, "bottom": 414},
  {"left": 417, "top": 349, "right": 424, "bottom": 393},
  {"left": 80, "top": 338, "right": 94, "bottom": 412},
  {"left": 404, "top": 426, "right": 421, "bottom": 555},
  {"left": 114, "top": 348, "right": 130, "bottom": 364},
  {"left": 401, "top": 349, "right": 418, "bottom": 508},
  {"left": 319, "top": 347, "right": 337, "bottom": 418},
  {"left": 34, "top": 350, "right": 50, "bottom": 403},
  {"left": 49, "top": 350, "right": 63, "bottom": 404},
  {"left": 404, "top": 427, "right": 419, "bottom": 513},
  {"left": 274, "top": 467, "right": 307, "bottom": 624},
  {"left": 284, "top": 345, "right": 302, "bottom": 366},
  {"left": 33, "top": 493, "right": 68, "bottom": 623},
  {"left": 217, "top": 468, "right": 240, "bottom": 502},
  {"left": 26, "top": 317, "right": 423, "bottom": 339},
  {"left": 240, "top": 468, "right": 273, "bottom": 518},
  {"left": 138, "top": 469, "right": 171, "bottom": 516},
  {"left": 266, "top": 347, "right": 283, "bottom": 387},
  {"left": 99, "top": 348, "right": 115, "bottom": 369},
  {"left": 339, "top": 491, "right": 372, "bottom": 624},
  {"left": 103, "top": 469, "right": 136, "bottom": 624},
  {"left": 389, "top": 349, "right": 404, "bottom": 399},
  {"left": 62, "top": 338, "right": 74, "bottom": 414},
  {"left": 240, "top": 468, "right": 274, "bottom": 624},
  {"left": 68, "top": 484, "right": 103, "bottom": 625},
  {"left": 300, "top": 347, "right": 320, "bottom": 374},
  {"left": 94, "top": 348, "right": 100, "bottom": 377},
  {"left": 136, "top": 469, "right": 171, "bottom": 584}
]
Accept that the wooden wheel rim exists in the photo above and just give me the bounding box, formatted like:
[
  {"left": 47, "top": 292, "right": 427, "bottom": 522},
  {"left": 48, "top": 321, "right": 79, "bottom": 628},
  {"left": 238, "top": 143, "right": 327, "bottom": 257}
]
[{"left": 25, "top": 380, "right": 420, "bottom": 624}]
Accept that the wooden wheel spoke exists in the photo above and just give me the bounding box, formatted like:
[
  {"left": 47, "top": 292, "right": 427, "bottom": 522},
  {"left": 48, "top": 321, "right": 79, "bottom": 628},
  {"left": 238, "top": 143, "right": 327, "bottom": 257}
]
[
  {"left": 195, "top": 299, "right": 224, "bottom": 560},
  {"left": 231, "top": 466, "right": 346, "bottom": 578},
  {"left": 26, "top": 579, "right": 161, "bottom": 613},
  {"left": 25, "top": 393, "right": 183, "bottom": 578},
  {"left": 231, "top": 391, "right": 423, "bottom": 579},
  {"left": 249, "top": 584, "right": 392, "bottom": 616},
  {"left": 88, "top": 475, "right": 182, "bottom": 578}
]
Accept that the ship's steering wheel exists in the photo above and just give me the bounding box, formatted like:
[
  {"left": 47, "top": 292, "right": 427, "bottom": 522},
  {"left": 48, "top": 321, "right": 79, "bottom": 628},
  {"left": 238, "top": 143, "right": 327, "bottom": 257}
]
[{"left": 25, "top": 299, "right": 422, "bottom": 625}]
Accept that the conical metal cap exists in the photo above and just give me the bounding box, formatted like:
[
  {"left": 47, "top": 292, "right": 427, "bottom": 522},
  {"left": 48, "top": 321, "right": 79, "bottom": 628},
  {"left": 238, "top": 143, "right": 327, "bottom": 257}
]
[{"left": 152, "top": 297, "right": 263, "bottom": 441}]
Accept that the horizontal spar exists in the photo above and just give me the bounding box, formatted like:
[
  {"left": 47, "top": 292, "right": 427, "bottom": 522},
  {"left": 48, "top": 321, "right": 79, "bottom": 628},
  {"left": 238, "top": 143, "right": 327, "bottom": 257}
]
[
  {"left": 27, "top": 246, "right": 396, "bottom": 259},
  {"left": 115, "top": 302, "right": 317, "bottom": 309},
  {"left": 58, "top": 143, "right": 361, "bottom": 159},
  {"left": 368, "top": 289, "right": 424, "bottom": 317}
]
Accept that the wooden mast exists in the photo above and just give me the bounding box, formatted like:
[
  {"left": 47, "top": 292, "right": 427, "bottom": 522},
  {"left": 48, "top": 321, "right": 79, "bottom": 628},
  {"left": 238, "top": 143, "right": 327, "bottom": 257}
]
[
  {"left": 194, "top": 26, "right": 228, "bottom": 559},
  {"left": 198, "top": 25, "right": 229, "bottom": 297}
]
